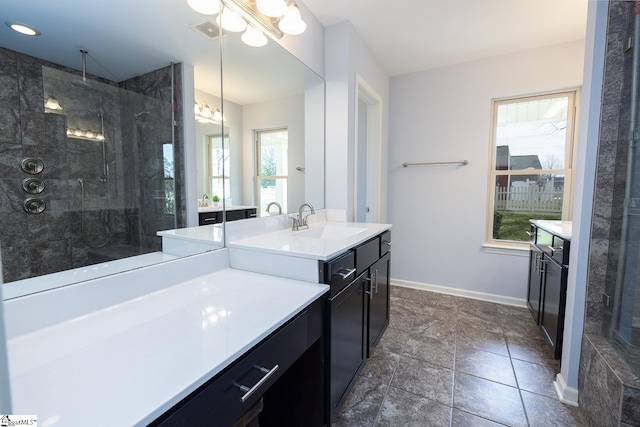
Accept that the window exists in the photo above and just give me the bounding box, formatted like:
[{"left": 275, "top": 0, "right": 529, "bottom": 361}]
[
  {"left": 207, "top": 133, "right": 230, "bottom": 201},
  {"left": 487, "top": 90, "right": 577, "bottom": 246},
  {"left": 256, "top": 128, "right": 288, "bottom": 215}
]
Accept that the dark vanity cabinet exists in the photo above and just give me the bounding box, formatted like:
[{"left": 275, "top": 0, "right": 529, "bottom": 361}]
[
  {"left": 526, "top": 223, "right": 570, "bottom": 360},
  {"left": 151, "top": 298, "right": 325, "bottom": 427},
  {"left": 322, "top": 230, "right": 391, "bottom": 423},
  {"left": 198, "top": 207, "right": 257, "bottom": 225}
]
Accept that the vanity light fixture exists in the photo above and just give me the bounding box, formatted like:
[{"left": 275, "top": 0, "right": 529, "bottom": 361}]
[
  {"left": 187, "top": 0, "right": 221, "bottom": 15},
  {"left": 195, "top": 101, "right": 226, "bottom": 123},
  {"left": 66, "top": 128, "right": 105, "bottom": 141},
  {"left": 5, "top": 21, "right": 40, "bottom": 36},
  {"left": 44, "top": 95, "right": 63, "bottom": 111},
  {"left": 189, "top": 0, "right": 306, "bottom": 47}
]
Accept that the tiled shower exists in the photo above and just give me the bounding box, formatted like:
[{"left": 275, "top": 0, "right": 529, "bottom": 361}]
[
  {"left": 581, "top": 1, "right": 640, "bottom": 425},
  {"left": 0, "top": 47, "right": 185, "bottom": 283}
]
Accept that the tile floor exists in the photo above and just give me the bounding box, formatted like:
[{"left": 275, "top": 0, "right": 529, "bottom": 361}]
[{"left": 333, "top": 286, "right": 587, "bottom": 427}]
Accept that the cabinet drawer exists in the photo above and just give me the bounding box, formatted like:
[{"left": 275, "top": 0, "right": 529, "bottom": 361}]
[
  {"left": 325, "top": 251, "right": 356, "bottom": 297},
  {"left": 551, "top": 235, "right": 570, "bottom": 265},
  {"left": 199, "top": 211, "right": 221, "bottom": 225},
  {"left": 355, "top": 237, "right": 380, "bottom": 275},
  {"left": 380, "top": 230, "right": 392, "bottom": 256},
  {"left": 153, "top": 311, "right": 308, "bottom": 426}
]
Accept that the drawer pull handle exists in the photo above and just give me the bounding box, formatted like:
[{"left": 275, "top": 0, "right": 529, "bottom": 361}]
[
  {"left": 526, "top": 231, "right": 534, "bottom": 236},
  {"left": 204, "top": 218, "right": 217, "bottom": 222},
  {"left": 550, "top": 246, "right": 563, "bottom": 252},
  {"left": 237, "top": 364, "right": 280, "bottom": 403},
  {"left": 382, "top": 240, "right": 392, "bottom": 246},
  {"left": 334, "top": 268, "right": 356, "bottom": 280}
]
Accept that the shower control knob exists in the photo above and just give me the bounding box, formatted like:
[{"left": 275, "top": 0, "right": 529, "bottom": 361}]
[
  {"left": 21, "top": 158, "right": 44, "bottom": 175},
  {"left": 23, "top": 198, "right": 46, "bottom": 214},
  {"left": 22, "top": 178, "right": 45, "bottom": 194}
]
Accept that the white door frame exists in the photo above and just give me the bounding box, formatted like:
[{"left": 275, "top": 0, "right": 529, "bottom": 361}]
[{"left": 354, "top": 74, "right": 382, "bottom": 223}]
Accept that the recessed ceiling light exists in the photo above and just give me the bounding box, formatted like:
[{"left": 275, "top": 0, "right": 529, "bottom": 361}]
[{"left": 5, "top": 21, "right": 40, "bottom": 36}]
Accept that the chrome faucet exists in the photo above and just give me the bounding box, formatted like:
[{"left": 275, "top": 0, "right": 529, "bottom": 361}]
[
  {"left": 265, "top": 201, "right": 282, "bottom": 215},
  {"left": 291, "top": 202, "right": 316, "bottom": 231}
]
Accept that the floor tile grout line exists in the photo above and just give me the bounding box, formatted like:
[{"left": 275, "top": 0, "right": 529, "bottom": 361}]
[{"left": 504, "top": 319, "right": 532, "bottom": 427}]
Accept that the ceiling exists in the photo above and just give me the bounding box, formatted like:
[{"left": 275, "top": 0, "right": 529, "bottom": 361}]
[
  {"left": 302, "top": 0, "right": 589, "bottom": 76},
  {"left": 0, "top": 0, "right": 589, "bottom": 99}
]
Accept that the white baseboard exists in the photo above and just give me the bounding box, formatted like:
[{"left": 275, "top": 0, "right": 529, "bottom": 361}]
[
  {"left": 554, "top": 373, "right": 579, "bottom": 406},
  {"left": 391, "top": 278, "right": 527, "bottom": 308}
]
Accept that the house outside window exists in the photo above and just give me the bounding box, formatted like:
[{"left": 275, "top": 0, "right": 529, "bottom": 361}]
[{"left": 487, "top": 90, "right": 578, "bottom": 247}]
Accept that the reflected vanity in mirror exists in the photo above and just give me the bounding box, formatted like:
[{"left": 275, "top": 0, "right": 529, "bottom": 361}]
[{"left": 0, "top": 0, "right": 324, "bottom": 299}]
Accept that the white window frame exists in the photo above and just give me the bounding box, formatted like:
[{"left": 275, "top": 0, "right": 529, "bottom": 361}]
[
  {"left": 485, "top": 89, "right": 579, "bottom": 250},
  {"left": 206, "top": 133, "right": 230, "bottom": 200}
]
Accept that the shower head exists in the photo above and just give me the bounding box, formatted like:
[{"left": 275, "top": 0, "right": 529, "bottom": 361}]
[{"left": 71, "top": 50, "right": 93, "bottom": 89}]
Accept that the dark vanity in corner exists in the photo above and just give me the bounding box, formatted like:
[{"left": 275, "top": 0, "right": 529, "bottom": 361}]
[
  {"left": 526, "top": 220, "right": 571, "bottom": 360},
  {"left": 320, "top": 230, "right": 391, "bottom": 423},
  {"left": 198, "top": 206, "right": 258, "bottom": 225}
]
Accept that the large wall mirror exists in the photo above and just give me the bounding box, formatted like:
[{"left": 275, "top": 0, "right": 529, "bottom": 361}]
[
  {"left": 195, "top": 22, "right": 324, "bottom": 222},
  {"left": 0, "top": 0, "right": 325, "bottom": 299}
]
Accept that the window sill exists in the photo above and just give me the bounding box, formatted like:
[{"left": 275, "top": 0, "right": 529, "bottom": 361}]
[{"left": 482, "top": 242, "right": 530, "bottom": 257}]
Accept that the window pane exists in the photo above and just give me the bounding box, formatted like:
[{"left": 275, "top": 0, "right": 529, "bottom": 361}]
[
  {"left": 495, "top": 97, "right": 568, "bottom": 171},
  {"left": 259, "top": 130, "right": 288, "bottom": 176},
  {"left": 493, "top": 175, "right": 564, "bottom": 241},
  {"left": 258, "top": 178, "right": 287, "bottom": 214}
]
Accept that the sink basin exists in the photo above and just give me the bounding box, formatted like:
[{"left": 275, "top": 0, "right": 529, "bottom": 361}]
[{"left": 291, "top": 225, "right": 368, "bottom": 240}]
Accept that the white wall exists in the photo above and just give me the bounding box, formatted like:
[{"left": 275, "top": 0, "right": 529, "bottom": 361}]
[
  {"left": 388, "top": 40, "right": 585, "bottom": 301},
  {"left": 325, "top": 22, "right": 390, "bottom": 222}
]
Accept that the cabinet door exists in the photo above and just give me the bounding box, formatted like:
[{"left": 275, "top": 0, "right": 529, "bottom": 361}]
[
  {"left": 368, "top": 253, "right": 390, "bottom": 356},
  {"left": 540, "top": 257, "right": 565, "bottom": 359},
  {"left": 328, "top": 273, "right": 366, "bottom": 422},
  {"left": 527, "top": 246, "right": 543, "bottom": 324}
]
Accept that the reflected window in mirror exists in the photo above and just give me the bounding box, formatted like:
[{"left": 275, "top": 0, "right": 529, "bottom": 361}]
[
  {"left": 256, "top": 128, "right": 288, "bottom": 216},
  {"left": 207, "top": 134, "right": 230, "bottom": 202}
]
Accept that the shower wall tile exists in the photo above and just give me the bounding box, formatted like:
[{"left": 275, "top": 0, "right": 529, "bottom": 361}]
[
  {"left": 0, "top": 106, "right": 21, "bottom": 145},
  {"left": 22, "top": 142, "right": 67, "bottom": 179},
  {"left": 0, "top": 75, "right": 19, "bottom": 109},
  {"left": 0, "top": 179, "right": 26, "bottom": 213},
  {"left": 586, "top": 238, "right": 609, "bottom": 331},
  {"left": 46, "top": 179, "right": 73, "bottom": 211},
  {"left": 29, "top": 239, "right": 72, "bottom": 277},
  {"left": 25, "top": 210, "right": 70, "bottom": 242},
  {"left": 601, "top": 32, "right": 624, "bottom": 108},
  {"left": 621, "top": 385, "right": 640, "bottom": 425},
  {"left": 0, "top": 47, "right": 17, "bottom": 75},
  {"left": 20, "top": 111, "right": 45, "bottom": 146},
  {"left": 0, "top": 243, "right": 31, "bottom": 282},
  {"left": 16, "top": 55, "right": 44, "bottom": 113},
  {"left": 0, "top": 144, "right": 23, "bottom": 179}
]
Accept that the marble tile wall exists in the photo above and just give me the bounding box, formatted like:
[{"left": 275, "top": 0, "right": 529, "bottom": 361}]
[
  {"left": 0, "top": 47, "right": 184, "bottom": 283},
  {"left": 580, "top": 1, "right": 640, "bottom": 425}
]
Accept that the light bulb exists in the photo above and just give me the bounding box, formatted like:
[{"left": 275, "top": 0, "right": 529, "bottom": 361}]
[
  {"left": 96, "top": 133, "right": 105, "bottom": 141},
  {"left": 257, "top": 0, "right": 287, "bottom": 17},
  {"left": 278, "top": 1, "right": 306, "bottom": 35},
  {"left": 85, "top": 130, "right": 95, "bottom": 139},
  {"left": 187, "top": 0, "right": 220, "bottom": 15},
  {"left": 216, "top": 6, "right": 247, "bottom": 32},
  {"left": 66, "top": 129, "right": 73, "bottom": 136},
  {"left": 241, "top": 25, "right": 268, "bottom": 47},
  {"left": 74, "top": 129, "right": 84, "bottom": 137},
  {"left": 212, "top": 106, "right": 226, "bottom": 122},
  {"left": 44, "top": 96, "right": 62, "bottom": 110},
  {"left": 200, "top": 101, "right": 213, "bottom": 118}
]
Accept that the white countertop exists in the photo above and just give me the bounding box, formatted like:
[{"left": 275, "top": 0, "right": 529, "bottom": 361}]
[
  {"left": 7, "top": 267, "right": 328, "bottom": 426},
  {"left": 228, "top": 221, "right": 392, "bottom": 261},
  {"left": 530, "top": 220, "right": 572, "bottom": 240}
]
